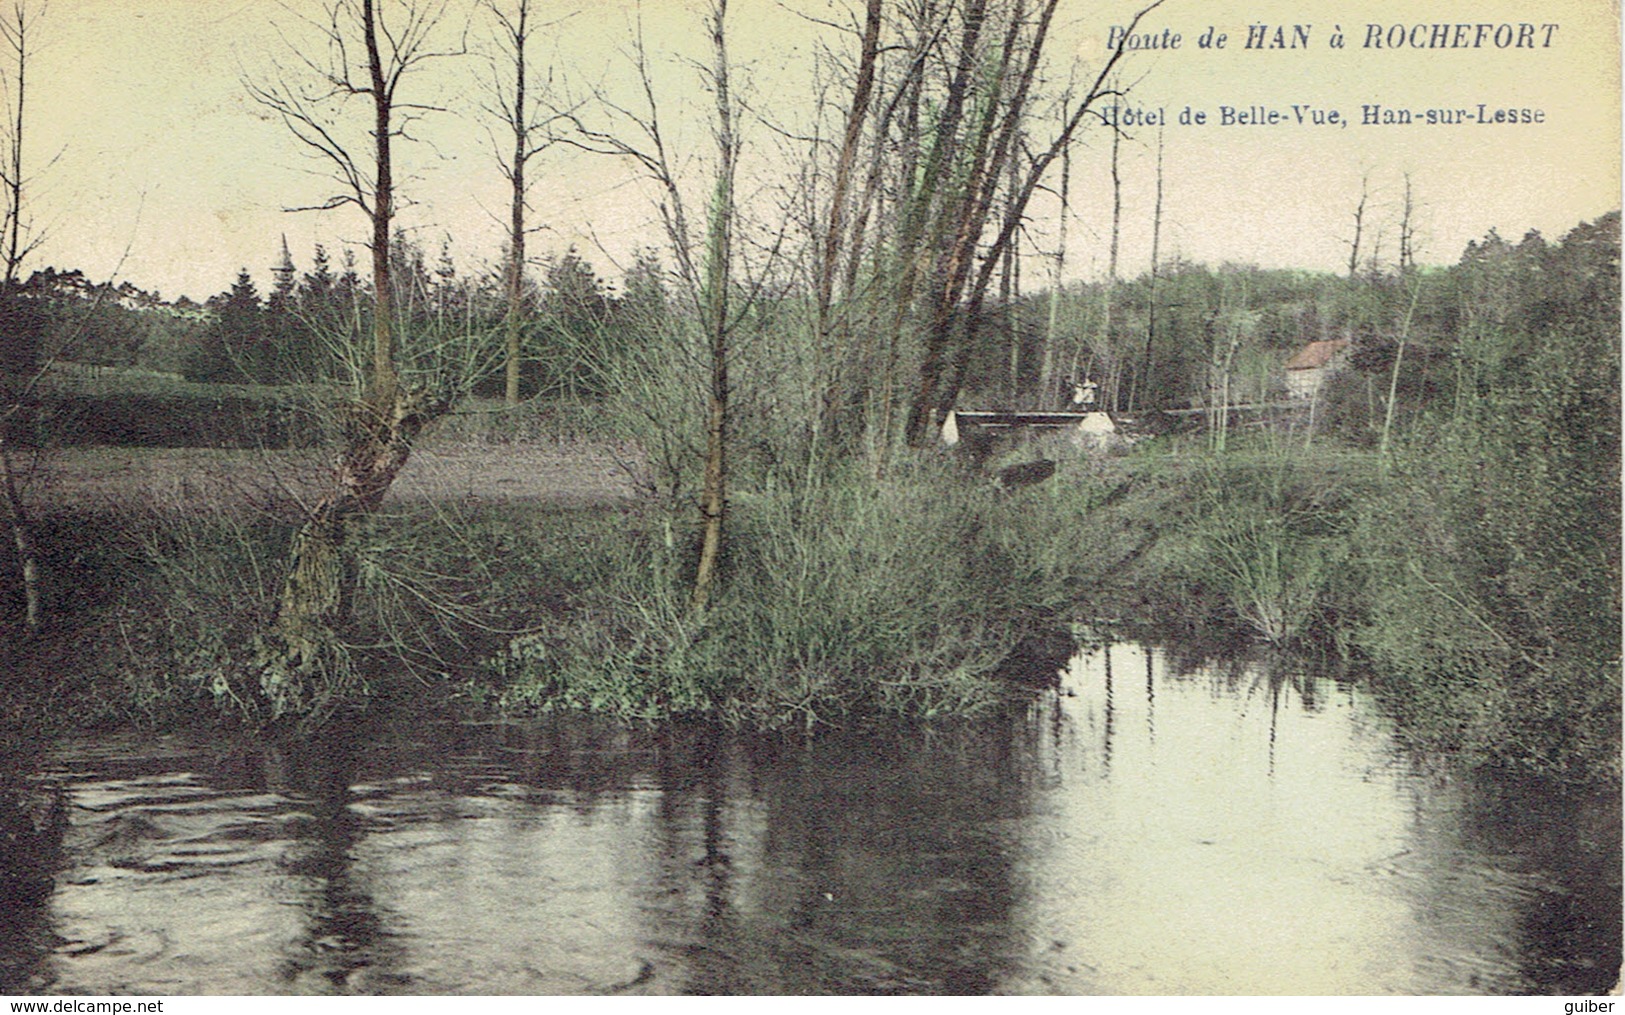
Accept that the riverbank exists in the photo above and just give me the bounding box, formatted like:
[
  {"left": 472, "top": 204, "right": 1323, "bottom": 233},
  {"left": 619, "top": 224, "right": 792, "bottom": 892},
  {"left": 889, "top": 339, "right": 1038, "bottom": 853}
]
[{"left": 1, "top": 429, "right": 1618, "bottom": 787}]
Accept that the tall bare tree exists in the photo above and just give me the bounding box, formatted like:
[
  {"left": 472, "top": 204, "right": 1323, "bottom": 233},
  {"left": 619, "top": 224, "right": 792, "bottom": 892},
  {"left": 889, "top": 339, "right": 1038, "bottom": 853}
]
[
  {"left": 1398, "top": 172, "right": 1418, "bottom": 274},
  {"left": 1133, "top": 120, "right": 1164, "bottom": 412},
  {"left": 1039, "top": 95, "right": 1071, "bottom": 410},
  {"left": 809, "top": 0, "right": 882, "bottom": 456},
  {"left": 689, "top": 0, "right": 737, "bottom": 612},
  {"left": 1346, "top": 173, "right": 1369, "bottom": 282},
  {"left": 0, "top": 0, "right": 47, "bottom": 635},
  {"left": 481, "top": 0, "right": 566, "bottom": 405},
  {"left": 903, "top": 0, "right": 1164, "bottom": 445},
  {"left": 247, "top": 0, "right": 465, "bottom": 713},
  {"left": 557, "top": 1, "right": 741, "bottom": 612},
  {"left": 1100, "top": 92, "right": 1121, "bottom": 408},
  {"left": 0, "top": 0, "right": 40, "bottom": 289}
]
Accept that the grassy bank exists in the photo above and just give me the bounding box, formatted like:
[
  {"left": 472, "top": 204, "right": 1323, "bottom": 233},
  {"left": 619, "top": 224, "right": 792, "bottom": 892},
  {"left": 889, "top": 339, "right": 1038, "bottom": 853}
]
[
  {"left": 0, "top": 444, "right": 1126, "bottom": 731},
  {"left": 1067, "top": 428, "right": 1619, "bottom": 786},
  {"left": 2, "top": 422, "right": 1617, "bottom": 785},
  {"left": 493, "top": 454, "right": 1116, "bottom": 727}
]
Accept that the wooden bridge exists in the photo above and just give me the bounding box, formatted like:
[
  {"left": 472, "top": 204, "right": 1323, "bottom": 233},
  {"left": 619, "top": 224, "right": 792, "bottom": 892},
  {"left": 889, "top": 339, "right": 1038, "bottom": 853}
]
[
  {"left": 941, "top": 401, "right": 1311, "bottom": 448},
  {"left": 940, "top": 410, "right": 1117, "bottom": 446}
]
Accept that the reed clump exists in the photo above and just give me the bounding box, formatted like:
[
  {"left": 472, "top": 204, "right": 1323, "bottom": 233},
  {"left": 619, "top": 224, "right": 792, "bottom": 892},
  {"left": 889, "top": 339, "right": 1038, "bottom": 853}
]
[{"left": 495, "top": 455, "right": 1113, "bottom": 728}]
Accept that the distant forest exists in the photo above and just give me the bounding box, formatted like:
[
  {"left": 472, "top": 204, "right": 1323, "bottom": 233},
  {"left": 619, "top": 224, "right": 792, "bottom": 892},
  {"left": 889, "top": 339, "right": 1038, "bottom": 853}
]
[{"left": 3, "top": 210, "right": 1617, "bottom": 447}]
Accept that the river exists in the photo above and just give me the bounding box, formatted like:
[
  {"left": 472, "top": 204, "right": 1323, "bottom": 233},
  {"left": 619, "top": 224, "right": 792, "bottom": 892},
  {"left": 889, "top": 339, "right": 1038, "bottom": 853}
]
[{"left": 1, "top": 639, "right": 1617, "bottom": 995}]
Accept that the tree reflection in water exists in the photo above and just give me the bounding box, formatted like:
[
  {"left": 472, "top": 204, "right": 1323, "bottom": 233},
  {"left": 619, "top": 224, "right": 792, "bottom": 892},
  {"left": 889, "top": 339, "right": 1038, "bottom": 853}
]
[
  {"left": 9, "top": 645, "right": 1619, "bottom": 995},
  {"left": 0, "top": 735, "right": 66, "bottom": 993},
  {"left": 269, "top": 726, "right": 406, "bottom": 993}
]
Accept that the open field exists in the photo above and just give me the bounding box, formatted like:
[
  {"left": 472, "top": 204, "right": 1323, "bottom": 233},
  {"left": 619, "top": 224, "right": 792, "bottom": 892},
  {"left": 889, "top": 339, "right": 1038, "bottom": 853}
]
[{"left": 21, "top": 439, "right": 642, "bottom": 514}]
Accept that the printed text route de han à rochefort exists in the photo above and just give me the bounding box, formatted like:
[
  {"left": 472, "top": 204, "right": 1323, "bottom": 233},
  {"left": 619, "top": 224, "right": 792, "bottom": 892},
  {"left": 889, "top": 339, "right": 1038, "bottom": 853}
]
[{"left": 1108, "top": 22, "right": 1559, "bottom": 52}]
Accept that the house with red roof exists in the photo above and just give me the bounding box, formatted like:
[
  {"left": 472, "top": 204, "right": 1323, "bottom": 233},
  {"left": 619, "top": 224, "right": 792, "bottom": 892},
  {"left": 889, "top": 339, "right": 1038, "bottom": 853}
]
[{"left": 1284, "top": 338, "right": 1349, "bottom": 400}]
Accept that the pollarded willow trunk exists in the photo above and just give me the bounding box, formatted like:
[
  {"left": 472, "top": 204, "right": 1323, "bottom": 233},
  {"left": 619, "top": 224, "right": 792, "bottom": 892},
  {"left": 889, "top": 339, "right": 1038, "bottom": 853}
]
[
  {"left": 246, "top": 0, "right": 465, "bottom": 720},
  {"left": 258, "top": 388, "right": 440, "bottom": 718}
]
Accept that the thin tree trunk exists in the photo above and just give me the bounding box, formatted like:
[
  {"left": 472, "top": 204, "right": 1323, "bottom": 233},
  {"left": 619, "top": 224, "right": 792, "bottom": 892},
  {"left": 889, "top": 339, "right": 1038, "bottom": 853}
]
[
  {"left": 813, "top": 0, "right": 882, "bottom": 457},
  {"left": 816, "top": 0, "right": 880, "bottom": 322},
  {"left": 2, "top": 1, "right": 26, "bottom": 288},
  {"left": 1001, "top": 157, "right": 1017, "bottom": 404},
  {"left": 1347, "top": 175, "right": 1368, "bottom": 282},
  {"left": 1378, "top": 282, "right": 1423, "bottom": 468},
  {"left": 504, "top": 61, "right": 526, "bottom": 405},
  {"left": 1104, "top": 108, "right": 1120, "bottom": 410},
  {"left": 896, "top": 0, "right": 995, "bottom": 446},
  {"left": 909, "top": 0, "right": 1045, "bottom": 443},
  {"left": 1, "top": 3, "right": 41, "bottom": 635},
  {"left": 1040, "top": 101, "right": 1071, "bottom": 410},
  {"left": 915, "top": 0, "right": 1165, "bottom": 438},
  {"left": 500, "top": 0, "right": 535, "bottom": 406},
  {"left": 0, "top": 436, "right": 38, "bottom": 634},
  {"left": 869, "top": 14, "right": 931, "bottom": 467},
  {"left": 1398, "top": 173, "right": 1416, "bottom": 274},
  {"left": 691, "top": 0, "right": 734, "bottom": 613},
  {"left": 1136, "top": 123, "right": 1164, "bottom": 413}
]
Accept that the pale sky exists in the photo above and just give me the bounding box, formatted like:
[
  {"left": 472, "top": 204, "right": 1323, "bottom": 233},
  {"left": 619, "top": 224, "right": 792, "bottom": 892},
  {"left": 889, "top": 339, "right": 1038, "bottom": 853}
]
[{"left": 19, "top": 0, "right": 1623, "bottom": 301}]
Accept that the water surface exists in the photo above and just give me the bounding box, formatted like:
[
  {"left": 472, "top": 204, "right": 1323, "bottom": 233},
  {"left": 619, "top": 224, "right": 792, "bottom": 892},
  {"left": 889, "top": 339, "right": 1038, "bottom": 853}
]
[{"left": 1, "top": 640, "right": 1617, "bottom": 994}]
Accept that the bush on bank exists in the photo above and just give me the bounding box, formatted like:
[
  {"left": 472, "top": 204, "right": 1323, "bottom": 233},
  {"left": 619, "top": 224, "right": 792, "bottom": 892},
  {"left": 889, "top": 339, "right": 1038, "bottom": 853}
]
[
  {"left": 494, "top": 455, "right": 1118, "bottom": 727},
  {"left": 1352, "top": 329, "right": 1621, "bottom": 783}
]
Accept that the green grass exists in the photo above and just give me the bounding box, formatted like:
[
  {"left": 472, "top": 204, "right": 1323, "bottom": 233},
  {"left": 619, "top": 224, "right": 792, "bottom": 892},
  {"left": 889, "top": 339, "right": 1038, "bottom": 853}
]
[
  {"left": 1, "top": 412, "right": 1614, "bottom": 786},
  {"left": 494, "top": 455, "right": 1119, "bottom": 728}
]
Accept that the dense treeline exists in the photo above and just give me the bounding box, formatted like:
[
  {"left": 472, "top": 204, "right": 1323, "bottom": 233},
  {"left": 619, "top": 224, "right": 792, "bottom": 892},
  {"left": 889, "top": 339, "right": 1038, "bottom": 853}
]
[
  {"left": 8, "top": 212, "right": 1614, "bottom": 454},
  {"left": 0, "top": 238, "right": 659, "bottom": 402}
]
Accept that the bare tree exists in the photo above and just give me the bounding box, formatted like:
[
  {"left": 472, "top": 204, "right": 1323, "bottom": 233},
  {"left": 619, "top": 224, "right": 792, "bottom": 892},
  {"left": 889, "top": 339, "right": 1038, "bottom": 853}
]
[
  {"left": 556, "top": 1, "right": 742, "bottom": 612},
  {"left": 808, "top": 0, "right": 882, "bottom": 455},
  {"left": 904, "top": 0, "right": 1165, "bottom": 445},
  {"left": 1099, "top": 91, "right": 1122, "bottom": 408},
  {"left": 1038, "top": 95, "right": 1073, "bottom": 410},
  {"left": 1133, "top": 120, "right": 1164, "bottom": 413},
  {"left": 480, "top": 0, "right": 568, "bottom": 405},
  {"left": 1208, "top": 276, "right": 1254, "bottom": 453},
  {"left": 0, "top": 0, "right": 42, "bottom": 288},
  {"left": 1398, "top": 172, "right": 1418, "bottom": 274},
  {"left": 1346, "top": 173, "right": 1368, "bottom": 282},
  {"left": 1000, "top": 139, "right": 1022, "bottom": 405},
  {"left": 689, "top": 0, "right": 737, "bottom": 612},
  {"left": 0, "top": 0, "right": 47, "bottom": 635},
  {"left": 246, "top": 0, "right": 468, "bottom": 713},
  {"left": 1379, "top": 280, "right": 1423, "bottom": 466}
]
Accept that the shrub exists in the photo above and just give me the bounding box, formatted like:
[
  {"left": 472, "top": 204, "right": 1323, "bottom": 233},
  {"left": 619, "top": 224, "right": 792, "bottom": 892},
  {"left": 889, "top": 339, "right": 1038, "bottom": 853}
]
[
  {"left": 1354, "top": 326, "right": 1621, "bottom": 783},
  {"left": 495, "top": 456, "right": 1110, "bottom": 728},
  {"left": 1153, "top": 445, "right": 1363, "bottom": 646}
]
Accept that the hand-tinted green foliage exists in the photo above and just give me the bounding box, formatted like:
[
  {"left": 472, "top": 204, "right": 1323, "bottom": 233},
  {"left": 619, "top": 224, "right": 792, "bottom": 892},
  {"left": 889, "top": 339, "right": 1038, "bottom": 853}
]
[
  {"left": 6, "top": 207, "right": 1615, "bottom": 787},
  {"left": 1168, "top": 448, "right": 1363, "bottom": 645},
  {"left": 496, "top": 457, "right": 1113, "bottom": 727},
  {"left": 67, "top": 493, "right": 585, "bottom": 729},
  {"left": 1352, "top": 215, "right": 1621, "bottom": 782},
  {"left": 186, "top": 269, "right": 267, "bottom": 383},
  {"left": 0, "top": 284, "right": 45, "bottom": 377}
]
